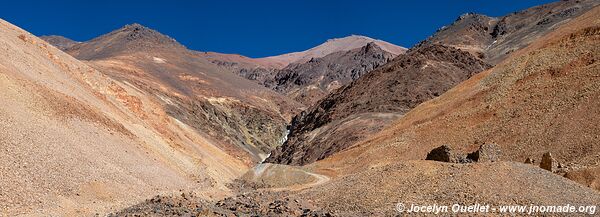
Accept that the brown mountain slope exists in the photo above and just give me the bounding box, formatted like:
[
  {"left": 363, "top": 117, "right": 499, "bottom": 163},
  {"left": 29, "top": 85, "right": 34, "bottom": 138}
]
[
  {"left": 266, "top": 42, "right": 396, "bottom": 105},
  {"left": 61, "top": 24, "right": 302, "bottom": 164},
  {"left": 417, "top": 0, "right": 599, "bottom": 64},
  {"left": 267, "top": 44, "right": 490, "bottom": 165},
  {"left": 257, "top": 35, "right": 406, "bottom": 68},
  {"left": 296, "top": 6, "right": 600, "bottom": 214},
  {"left": 266, "top": 0, "right": 598, "bottom": 166},
  {"left": 302, "top": 161, "right": 600, "bottom": 216},
  {"left": 327, "top": 5, "right": 600, "bottom": 169},
  {"left": 0, "top": 19, "right": 250, "bottom": 215},
  {"left": 108, "top": 4, "right": 600, "bottom": 217}
]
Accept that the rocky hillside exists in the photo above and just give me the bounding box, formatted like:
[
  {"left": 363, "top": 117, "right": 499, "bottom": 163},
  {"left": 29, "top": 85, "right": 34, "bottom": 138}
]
[
  {"left": 194, "top": 36, "right": 405, "bottom": 106},
  {"left": 266, "top": 42, "right": 397, "bottom": 105},
  {"left": 61, "top": 23, "right": 303, "bottom": 164},
  {"left": 266, "top": 44, "right": 490, "bottom": 165},
  {"left": 417, "top": 0, "right": 599, "bottom": 64},
  {"left": 0, "top": 19, "right": 251, "bottom": 215},
  {"left": 299, "top": 6, "right": 600, "bottom": 214},
  {"left": 337, "top": 5, "right": 600, "bottom": 171},
  {"left": 70, "top": 3, "right": 600, "bottom": 216},
  {"left": 196, "top": 51, "right": 282, "bottom": 86},
  {"left": 266, "top": 0, "right": 599, "bottom": 166}
]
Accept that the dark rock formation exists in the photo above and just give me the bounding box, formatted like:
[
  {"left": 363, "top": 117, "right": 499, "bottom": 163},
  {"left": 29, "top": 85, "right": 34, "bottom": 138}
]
[
  {"left": 466, "top": 143, "right": 501, "bottom": 162},
  {"left": 425, "top": 145, "right": 464, "bottom": 163},
  {"left": 426, "top": 143, "right": 501, "bottom": 163},
  {"left": 540, "top": 152, "right": 558, "bottom": 172},
  {"left": 524, "top": 157, "right": 535, "bottom": 164}
]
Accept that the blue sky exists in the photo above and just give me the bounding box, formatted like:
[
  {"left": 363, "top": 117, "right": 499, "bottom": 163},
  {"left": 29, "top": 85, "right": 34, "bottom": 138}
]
[{"left": 1, "top": 0, "right": 556, "bottom": 57}]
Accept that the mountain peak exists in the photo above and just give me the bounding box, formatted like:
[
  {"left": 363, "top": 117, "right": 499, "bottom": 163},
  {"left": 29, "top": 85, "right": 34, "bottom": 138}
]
[
  {"left": 259, "top": 35, "right": 406, "bottom": 68},
  {"left": 65, "top": 23, "right": 185, "bottom": 59},
  {"left": 112, "top": 23, "right": 181, "bottom": 46},
  {"left": 326, "top": 35, "right": 373, "bottom": 42},
  {"left": 455, "top": 12, "right": 491, "bottom": 21}
]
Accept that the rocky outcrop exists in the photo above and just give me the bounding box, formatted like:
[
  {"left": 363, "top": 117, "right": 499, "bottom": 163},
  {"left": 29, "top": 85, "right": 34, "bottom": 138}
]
[
  {"left": 426, "top": 143, "right": 501, "bottom": 163},
  {"left": 540, "top": 152, "right": 559, "bottom": 172},
  {"left": 425, "top": 145, "right": 461, "bottom": 163},
  {"left": 466, "top": 143, "right": 501, "bottom": 163},
  {"left": 524, "top": 158, "right": 535, "bottom": 164}
]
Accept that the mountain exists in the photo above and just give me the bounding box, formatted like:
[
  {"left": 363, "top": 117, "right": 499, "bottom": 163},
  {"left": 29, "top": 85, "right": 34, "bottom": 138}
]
[
  {"left": 0, "top": 19, "right": 250, "bottom": 215},
  {"left": 266, "top": 0, "right": 599, "bottom": 166},
  {"left": 63, "top": 23, "right": 187, "bottom": 60},
  {"left": 416, "top": 0, "right": 599, "bottom": 64},
  {"left": 191, "top": 35, "right": 406, "bottom": 106},
  {"left": 8, "top": 1, "right": 600, "bottom": 215},
  {"left": 266, "top": 44, "right": 490, "bottom": 165},
  {"left": 289, "top": 5, "right": 600, "bottom": 214},
  {"left": 258, "top": 35, "right": 406, "bottom": 68},
  {"left": 39, "top": 35, "right": 79, "bottom": 50},
  {"left": 60, "top": 23, "right": 302, "bottom": 165},
  {"left": 266, "top": 42, "right": 397, "bottom": 105},
  {"left": 341, "top": 3, "right": 600, "bottom": 177}
]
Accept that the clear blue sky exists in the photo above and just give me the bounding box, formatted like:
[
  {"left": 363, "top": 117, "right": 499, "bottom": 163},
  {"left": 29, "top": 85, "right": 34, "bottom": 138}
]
[{"left": 1, "top": 0, "right": 556, "bottom": 58}]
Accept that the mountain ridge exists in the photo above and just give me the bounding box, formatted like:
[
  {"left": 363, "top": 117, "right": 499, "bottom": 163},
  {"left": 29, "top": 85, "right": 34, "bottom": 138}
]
[
  {"left": 257, "top": 35, "right": 406, "bottom": 69},
  {"left": 266, "top": 0, "right": 599, "bottom": 166}
]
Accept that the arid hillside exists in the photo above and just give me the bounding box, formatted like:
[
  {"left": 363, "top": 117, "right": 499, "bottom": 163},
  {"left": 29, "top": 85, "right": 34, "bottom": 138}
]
[
  {"left": 267, "top": 44, "right": 490, "bottom": 165},
  {"left": 5, "top": 1, "right": 600, "bottom": 216},
  {"left": 86, "top": 3, "right": 600, "bottom": 217},
  {"left": 59, "top": 24, "right": 302, "bottom": 164},
  {"left": 0, "top": 20, "right": 251, "bottom": 215},
  {"left": 294, "top": 5, "right": 600, "bottom": 214},
  {"left": 267, "top": 0, "right": 599, "bottom": 166}
]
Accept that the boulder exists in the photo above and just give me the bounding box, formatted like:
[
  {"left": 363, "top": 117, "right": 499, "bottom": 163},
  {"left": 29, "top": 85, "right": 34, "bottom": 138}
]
[
  {"left": 524, "top": 158, "right": 535, "bottom": 164},
  {"left": 540, "top": 152, "right": 558, "bottom": 172},
  {"left": 467, "top": 143, "right": 501, "bottom": 162},
  {"left": 425, "top": 145, "right": 467, "bottom": 163}
]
